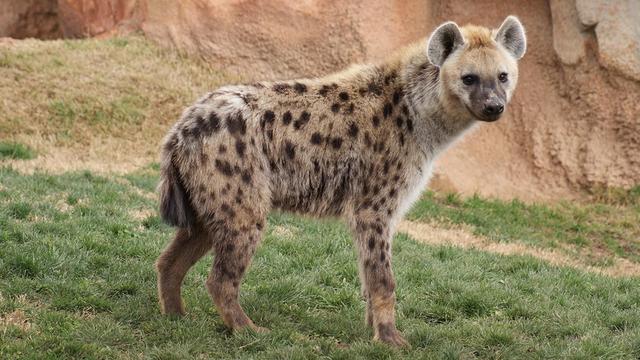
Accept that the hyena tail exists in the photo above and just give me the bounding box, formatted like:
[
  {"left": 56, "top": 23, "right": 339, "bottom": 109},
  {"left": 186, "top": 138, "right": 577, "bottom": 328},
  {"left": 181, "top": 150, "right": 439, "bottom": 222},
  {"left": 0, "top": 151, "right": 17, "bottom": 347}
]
[{"left": 158, "top": 139, "right": 196, "bottom": 229}]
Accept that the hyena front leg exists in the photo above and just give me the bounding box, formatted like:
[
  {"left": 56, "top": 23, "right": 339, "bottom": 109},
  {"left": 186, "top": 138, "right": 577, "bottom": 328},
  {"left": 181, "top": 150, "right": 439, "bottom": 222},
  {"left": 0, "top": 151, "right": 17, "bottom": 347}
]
[
  {"left": 156, "top": 223, "right": 213, "bottom": 315},
  {"left": 350, "top": 213, "right": 409, "bottom": 347},
  {"left": 205, "top": 212, "right": 268, "bottom": 333}
]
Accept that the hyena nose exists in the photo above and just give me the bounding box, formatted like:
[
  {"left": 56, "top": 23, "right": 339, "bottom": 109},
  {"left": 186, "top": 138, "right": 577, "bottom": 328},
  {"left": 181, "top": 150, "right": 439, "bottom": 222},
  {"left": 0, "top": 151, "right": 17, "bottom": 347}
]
[{"left": 483, "top": 103, "right": 504, "bottom": 116}]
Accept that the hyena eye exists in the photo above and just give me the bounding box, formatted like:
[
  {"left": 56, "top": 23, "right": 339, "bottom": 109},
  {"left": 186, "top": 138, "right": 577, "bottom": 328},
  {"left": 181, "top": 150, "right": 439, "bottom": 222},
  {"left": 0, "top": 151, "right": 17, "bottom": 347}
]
[
  {"left": 498, "top": 72, "right": 508, "bottom": 83},
  {"left": 461, "top": 74, "right": 477, "bottom": 86}
]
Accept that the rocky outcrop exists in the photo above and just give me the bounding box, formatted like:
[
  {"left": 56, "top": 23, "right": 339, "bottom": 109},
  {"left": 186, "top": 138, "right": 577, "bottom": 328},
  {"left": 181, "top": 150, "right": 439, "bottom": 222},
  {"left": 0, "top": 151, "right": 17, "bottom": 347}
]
[
  {"left": 0, "top": 0, "right": 60, "bottom": 39},
  {"left": 57, "top": 0, "right": 145, "bottom": 38}
]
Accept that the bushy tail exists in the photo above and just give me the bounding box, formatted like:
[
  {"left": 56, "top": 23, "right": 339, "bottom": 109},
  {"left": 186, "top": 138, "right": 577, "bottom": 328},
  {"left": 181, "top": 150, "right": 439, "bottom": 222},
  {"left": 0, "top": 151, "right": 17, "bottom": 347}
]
[{"left": 158, "top": 143, "right": 195, "bottom": 228}]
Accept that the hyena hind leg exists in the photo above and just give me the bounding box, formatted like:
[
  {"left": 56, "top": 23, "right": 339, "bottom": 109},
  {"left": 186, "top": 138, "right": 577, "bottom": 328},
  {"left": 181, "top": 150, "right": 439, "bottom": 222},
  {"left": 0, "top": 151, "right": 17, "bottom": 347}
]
[
  {"left": 156, "top": 224, "right": 213, "bottom": 316},
  {"left": 205, "top": 214, "right": 268, "bottom": 333}
]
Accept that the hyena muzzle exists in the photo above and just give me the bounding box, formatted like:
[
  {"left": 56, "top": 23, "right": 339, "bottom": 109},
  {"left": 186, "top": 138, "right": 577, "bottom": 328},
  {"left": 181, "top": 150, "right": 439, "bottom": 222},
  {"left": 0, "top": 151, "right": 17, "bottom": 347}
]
[{"left": 155, "top": 16, "right": 526, "bottom": 347}]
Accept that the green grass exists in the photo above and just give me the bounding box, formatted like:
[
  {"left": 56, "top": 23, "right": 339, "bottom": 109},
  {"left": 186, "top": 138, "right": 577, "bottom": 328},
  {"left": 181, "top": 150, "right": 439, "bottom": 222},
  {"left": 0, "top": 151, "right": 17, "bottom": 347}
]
[
  {"left": 408, "top": 191, "right": 640, "bottom": 264},
  {"left": 1, "top": 167, "right": 640, "bottom": 359},
  {"left": 0, "top": 141, "right": 35, "bottom": 160}
]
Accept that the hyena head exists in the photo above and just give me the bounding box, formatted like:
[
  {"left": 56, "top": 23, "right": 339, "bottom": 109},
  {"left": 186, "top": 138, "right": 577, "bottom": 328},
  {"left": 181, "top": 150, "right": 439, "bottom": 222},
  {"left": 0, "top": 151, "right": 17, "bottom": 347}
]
[{"left": 427, "top": 16, "right": 526, "bottom": 122}]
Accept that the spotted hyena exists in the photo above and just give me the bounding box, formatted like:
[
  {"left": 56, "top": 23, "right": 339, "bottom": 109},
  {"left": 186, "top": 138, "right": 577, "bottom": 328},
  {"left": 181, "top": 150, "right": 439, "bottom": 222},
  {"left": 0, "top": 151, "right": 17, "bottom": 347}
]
[{"left": 155, "top": 16, "right": 526, "bottom": 346}]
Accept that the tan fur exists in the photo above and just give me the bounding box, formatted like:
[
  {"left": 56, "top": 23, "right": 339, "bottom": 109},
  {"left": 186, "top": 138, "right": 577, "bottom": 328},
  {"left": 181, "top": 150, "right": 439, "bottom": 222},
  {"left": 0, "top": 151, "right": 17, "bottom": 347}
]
[{"left": 155, "top": 17, "right": 525, "bottom": 347}]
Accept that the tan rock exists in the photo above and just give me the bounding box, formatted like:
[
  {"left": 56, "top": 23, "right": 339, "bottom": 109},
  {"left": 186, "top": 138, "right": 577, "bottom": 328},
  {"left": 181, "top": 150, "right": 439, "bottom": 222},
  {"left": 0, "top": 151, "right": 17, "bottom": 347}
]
[
  {"left": 576, "top": 0, "right": 640, "bottom": 81},
  {"left": 57, "top": 0, "right": 145, "bottom": 38},
  {"left": 550, "top": 0, "right": 587, "bottom": 65},
  {"left": 0, "top": 0, "right": 60, "bottom": 39}
]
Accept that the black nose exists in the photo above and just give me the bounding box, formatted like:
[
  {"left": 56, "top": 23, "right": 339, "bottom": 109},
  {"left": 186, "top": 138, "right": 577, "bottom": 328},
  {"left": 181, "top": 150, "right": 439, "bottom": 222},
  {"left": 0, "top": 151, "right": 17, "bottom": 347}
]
[{"left": 483, "top": 103, "right": 504, "bottom": 116}]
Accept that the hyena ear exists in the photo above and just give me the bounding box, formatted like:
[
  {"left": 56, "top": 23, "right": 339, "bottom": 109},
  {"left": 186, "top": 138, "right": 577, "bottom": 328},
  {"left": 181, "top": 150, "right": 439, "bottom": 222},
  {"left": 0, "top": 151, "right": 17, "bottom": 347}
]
[
  {"left": 495, "top": 15, "right": 527, "bottom": 60},
  {"left": 427, "top": 21, "right": 465, "bottom": 67}
]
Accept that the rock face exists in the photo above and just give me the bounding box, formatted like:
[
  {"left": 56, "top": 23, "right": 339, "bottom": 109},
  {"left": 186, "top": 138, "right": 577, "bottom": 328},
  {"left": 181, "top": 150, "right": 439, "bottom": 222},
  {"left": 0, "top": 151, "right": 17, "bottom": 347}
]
[
  {"left": 57, "top": 0, "right": 145, "bottom": 38},
  {"left": 142, "top": 0, "right": 433, "bottom": 80},
  {"left": 1, "top": 0, "right": 639, "bottom": 199},
  {"left": 0, "top": 0, "right": 60, "bottom": 39}
]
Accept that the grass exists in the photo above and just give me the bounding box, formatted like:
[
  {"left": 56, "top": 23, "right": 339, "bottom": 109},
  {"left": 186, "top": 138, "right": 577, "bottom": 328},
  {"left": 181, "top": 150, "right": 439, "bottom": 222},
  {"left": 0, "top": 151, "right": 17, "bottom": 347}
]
[
  {"left": 2, "top": 166, "right": 640, "bottom": 359},
  {"left": 408, "top": 191, "right": 640, "bottom": 265},
  {"left": 0, "top": 141, "right": 35, "bottom": 160},
  {"left": 0, "top": 36, "right": 237, "bottom": 149}
]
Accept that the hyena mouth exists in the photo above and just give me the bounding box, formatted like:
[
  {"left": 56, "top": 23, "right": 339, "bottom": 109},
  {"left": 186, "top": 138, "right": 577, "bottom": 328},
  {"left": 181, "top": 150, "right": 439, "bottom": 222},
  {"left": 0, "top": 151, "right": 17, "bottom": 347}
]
[{"left": 466, "top": 105, "right": 502, "bottom": 123}]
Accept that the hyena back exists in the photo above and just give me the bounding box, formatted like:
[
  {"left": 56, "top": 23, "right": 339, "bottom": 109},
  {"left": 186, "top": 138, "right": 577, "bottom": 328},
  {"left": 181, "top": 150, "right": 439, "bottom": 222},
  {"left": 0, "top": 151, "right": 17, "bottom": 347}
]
[{"left": 156, "top": 16, "right": 526, "bottom": 347}]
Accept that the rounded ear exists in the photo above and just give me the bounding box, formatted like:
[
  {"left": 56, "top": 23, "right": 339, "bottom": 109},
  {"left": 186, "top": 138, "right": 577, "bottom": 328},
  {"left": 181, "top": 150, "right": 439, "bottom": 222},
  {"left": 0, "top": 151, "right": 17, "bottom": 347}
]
[
  {"left": 427, "top": 21, "right": 465, "bottom": 67},
  {"left": 495, "top": 15, "right": 527, "bottom": 59}
]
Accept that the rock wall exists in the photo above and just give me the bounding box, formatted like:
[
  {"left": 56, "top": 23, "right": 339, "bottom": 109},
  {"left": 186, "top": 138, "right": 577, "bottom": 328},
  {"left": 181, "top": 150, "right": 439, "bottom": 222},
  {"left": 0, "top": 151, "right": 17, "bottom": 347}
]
[
  {"left": 0, "top": 0, "right": 60, "bottom": 39},
  {"left": 1, "top": 0, "right": 638, "bottom": 199}
]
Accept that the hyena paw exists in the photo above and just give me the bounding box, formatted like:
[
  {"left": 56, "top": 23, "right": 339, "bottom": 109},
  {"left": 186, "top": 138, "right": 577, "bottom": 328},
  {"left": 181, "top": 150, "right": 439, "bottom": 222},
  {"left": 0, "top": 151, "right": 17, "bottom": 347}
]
[{"left": 374, "top": 323, "right": 410, "bottom": 348}]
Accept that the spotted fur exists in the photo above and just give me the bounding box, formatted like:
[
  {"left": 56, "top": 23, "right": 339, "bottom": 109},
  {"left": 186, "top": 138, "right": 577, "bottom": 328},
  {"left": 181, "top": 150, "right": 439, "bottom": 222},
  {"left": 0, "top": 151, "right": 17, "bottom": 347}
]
[{"left": 155, "top": 16, "right": 526, "bottom": 347}]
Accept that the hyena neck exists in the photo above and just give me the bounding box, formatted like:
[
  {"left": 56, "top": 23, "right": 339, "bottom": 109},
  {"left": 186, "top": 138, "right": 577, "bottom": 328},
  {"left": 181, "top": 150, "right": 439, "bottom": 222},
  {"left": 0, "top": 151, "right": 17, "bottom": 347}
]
[{"left": 399, "top": 50, "right": 476, "bottom": 159}]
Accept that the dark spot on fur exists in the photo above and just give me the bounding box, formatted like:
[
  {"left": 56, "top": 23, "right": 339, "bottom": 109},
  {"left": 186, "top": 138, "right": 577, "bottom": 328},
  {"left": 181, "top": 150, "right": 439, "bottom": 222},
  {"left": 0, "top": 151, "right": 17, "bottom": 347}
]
[
  {"left": 348, "top": 123, "right": 359, "bottom": 138},
  {"left": 313, "top": 160, "right": 320, "bottom": 173},
  {"left": 368, "top": 237, "right": 376, "bottom": 250},
  {"left": 310, "top": 132, "right": 323, "bottom": 145},
  {"left": 261, "top": 110, "right": 275, "bottom": 129},
  {"left": 383, "top": 160, "right": 390, "bottom": 174},
  {"left": 384, "top": 71, "right": 397, "bottom": 85},
  {"left": 267, "top": 129, "right": 274, "bottom": 141},
  {"left": 368, "top": 82, "right": 383, "bottom": 95},
  {"left": 220, "top": 203, "right": 235, "bottom": 217},
  {"left": 392, "top": 89, "right": 403, "bottom": 105},
  {"left": 282, "top": 111, "right": 292, "bottom": 125},
  {"left": 380, "top": 252, "right": 386, "bottom": 262},
  {"left": 364, "top": 132, "right": 372, "bottom": 147},
  {"left": 272, "top": 83, "right": 290, "bottom": 93},
  {"left": 395, "top": 116, "right": 404, "bottom": 128},
  {"left": 256, "top": 221, "right": 264, "bottom": 230},
  {"left": 319, "top": 85, "right": 331, "bottom": 96},
  {"left": 346, "top": 103, "right": 355, "bottom": 114},
  {"left": 399, "top": 132, "right": 405, "bottom": 146},
  {"left": 293, "top": 82, "right": 307, "bottom": 94},
  {"left": 207, "top": 112, "right": 221, "bottom": 133},
  {"left": 389, "top": 189, "right": 397, "bottom": 198},
  {"left": 235, "top": 140, "right": 246, "bottom": 157},
  {"left": 294, "top": 111, "right": 310, "bottom": 130},
  {"left": 284, "top": 141, "right": 296, "bottom": 159},
  {"left": 372, "top": 115, "right": 380, "bottom": 127},
  {"left": 215, "top": 159, "right": 234, "bottom": 177},
  {"left": 331, "top": 103, "right": 341, "bottom": 113},
  {"left": 339, "top": 91, "right": 350, "bottom": 101},
  {"left": 331, "top": 137, "right": 343, "bottom": 149},
  {"left": 227, "top": 113, "right": 246, "bottom": 135},
  {"left": 383, "top": 103, "right": 393, "bottom": 118},
  {"left": 241, "top": 170, "right": 252, "bottom": 184},
  {"left": 406, "top": 118, "right": 414, "bottom": 132}
]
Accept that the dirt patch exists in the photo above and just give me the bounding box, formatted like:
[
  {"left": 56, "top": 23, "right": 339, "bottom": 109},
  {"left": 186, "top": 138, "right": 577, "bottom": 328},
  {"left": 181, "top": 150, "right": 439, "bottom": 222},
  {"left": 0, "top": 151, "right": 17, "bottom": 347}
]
[
  {"left": 129, "top": 208, "right": 154, "bottom": 221},
  {"left": 271, "top": 225, "right": 299, "bottom": 240},
  {"left": 0, "top": 310, "right": 32, "bottom": 333},
  {"left": 398, "top": 220, "right": 640, "bottom": 277},
  {"left": 2, "top": 135, "right": 156, "bottom": 175}
]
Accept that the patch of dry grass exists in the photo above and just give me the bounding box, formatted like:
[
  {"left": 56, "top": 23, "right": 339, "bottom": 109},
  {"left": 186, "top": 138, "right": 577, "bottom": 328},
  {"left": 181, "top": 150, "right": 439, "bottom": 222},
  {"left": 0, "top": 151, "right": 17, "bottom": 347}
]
[{"left": 0, "top": 36, "right": 239, "bottom": 173}]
